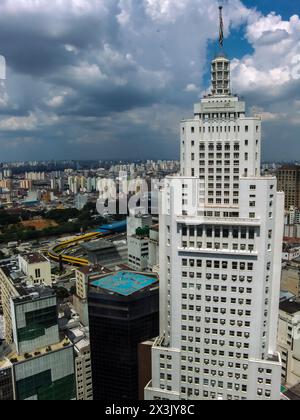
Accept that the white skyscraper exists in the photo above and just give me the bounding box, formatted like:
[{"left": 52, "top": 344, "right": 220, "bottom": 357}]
[{"left": 145, "top": 6, "right": 284, "bottom": 401}]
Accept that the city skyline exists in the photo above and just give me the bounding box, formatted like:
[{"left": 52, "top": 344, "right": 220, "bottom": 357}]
[{"left": 0, "top": 0, "right": 298, "bottom": 162}]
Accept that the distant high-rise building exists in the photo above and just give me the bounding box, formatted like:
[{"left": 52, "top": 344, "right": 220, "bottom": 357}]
[
  {"left": 88, "top": 271, "right": 159, "bottom": 400},
  {"left": 277, "top": 166, "right": 300, "bottom": 210},
  {"left": 57, "top": 177, "right": 65, "bottom": 192},
  {"left": 50, "top": 178, "right": 57, "bottom": 190},
  {"left": 3, "top": 169, "right": 12, "bottom": 179},
  {"left": 25, "top": 172, "right": 45, "bottom": 181},
  {"left": 145, "top": 6, "right": 284, "bottom": 401},
  {"left": 19, "top": 179, "right": 32, "bottom": 190}
]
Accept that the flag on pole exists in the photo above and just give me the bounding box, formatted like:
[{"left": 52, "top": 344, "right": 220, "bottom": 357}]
[{"left": 219, "top": 6, "right": 224, "bottom": 48}]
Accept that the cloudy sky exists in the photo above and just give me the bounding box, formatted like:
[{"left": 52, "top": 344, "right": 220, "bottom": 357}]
[{"left": 0, "top": 0, "right": 299, "bottom": 162}]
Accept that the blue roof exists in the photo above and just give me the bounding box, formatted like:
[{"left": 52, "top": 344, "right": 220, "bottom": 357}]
[
  {"left": 91, "top": 271, "right": 157, "bottom": 296},
  {"left": 95, "top": 220, "right": 127, "bottom": 233}
]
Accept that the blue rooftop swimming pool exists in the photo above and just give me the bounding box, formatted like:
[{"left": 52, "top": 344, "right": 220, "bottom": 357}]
[{"left": 91, "top": 271, "right": 157, "bottom": 296}]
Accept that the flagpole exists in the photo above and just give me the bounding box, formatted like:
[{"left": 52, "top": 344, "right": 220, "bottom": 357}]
[{"left": 219, "top": 5, "right": 224, "bottom": 51}]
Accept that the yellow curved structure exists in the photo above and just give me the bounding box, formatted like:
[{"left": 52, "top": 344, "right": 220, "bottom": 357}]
[{"left": 48, "top": 231, "right": 107, "bottom": 267}]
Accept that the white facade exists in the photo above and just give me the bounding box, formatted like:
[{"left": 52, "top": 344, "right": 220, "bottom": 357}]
[
  {"left": 127, "top": 214, "right": 153, "bottom": 271},
  {"left": 145, "top": 51, "right": 284, "bottom": 400},
  {"left": 128, "top": 236, "right": 149, "bottom": 272},
  {"left": 76, "top": 269, "right": 89, "bottom": 300},
  {"left": 74, "top": 342, "right": 93, "bottom": 400},
  {"left": 68, "top": 326, "right": 93, "bottom": 401},
  {"left": 148, "top": 227, "right": 159, "bottom": 271},
  {"left": 18, "top": 254, "right": 52, "bottom": 286}
]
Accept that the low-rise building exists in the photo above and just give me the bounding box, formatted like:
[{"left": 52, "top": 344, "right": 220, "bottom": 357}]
[
  {"left": 282, "top": 244, "right": 300, "bottom": 262},
  {"left": 281, "top": 266, "right": 300, "bottom": 300},
  {"left": 83, "top": 239, "right": 128, "bottom": 269},
  {"left": 278, "top": 300, "right": 300, "bottom": 387}
]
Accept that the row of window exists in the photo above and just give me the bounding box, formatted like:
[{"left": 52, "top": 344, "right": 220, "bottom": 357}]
[
  {"left": 179, "top": 323, "right": 252, "bottom": 340},
  {"left": 181, "top": 305, "right": 253, "bottom": 317},
  {"left": 181, "top": 337, "right": 251, "bottom": 350},
  {"left": 181, "top": 329, "right": 250, "bottom": 340},
  {"left": 191, "top": 167, "right": 241, "bottom": 175},
  {"left": 184, "top": 125, "right": 257, "bottom": 134},
  {"left": 182, "top": 226, "right": 257, "bottom": 239},
  {"left": 182, "top": 285, "right": 255, "bottom": 297},
  {"left": 182, "top": 241, "right": 256, "bottom": 251},
  {"left": 181, "top": 274, "right": 255, "bottom": 284},
  {"left": 182, "top": 295, "right": 252, "bottom": 305},
  {"left": 182, "top": 260, "right": 255, "bottom": 270},
  {"left": 194, "top": 155, "right": 253, "bottom": 164}
]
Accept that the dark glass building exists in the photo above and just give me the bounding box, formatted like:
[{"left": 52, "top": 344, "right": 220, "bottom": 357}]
[{"left": 88, "top": 271, "right": 159, "bottom": 400}]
